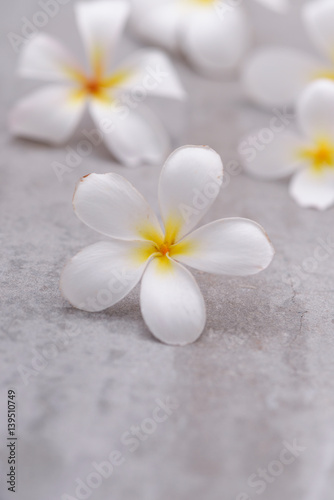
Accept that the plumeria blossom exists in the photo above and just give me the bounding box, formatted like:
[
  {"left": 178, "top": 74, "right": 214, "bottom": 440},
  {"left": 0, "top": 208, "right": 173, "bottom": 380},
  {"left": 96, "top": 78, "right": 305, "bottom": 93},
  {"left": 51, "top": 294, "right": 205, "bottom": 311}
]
[
  {"left": 243, "top": 0, "right": 334, "bottom": 108},
  {"left": 61, "top": 145, "right": 274, "bottom": 346},
  {"left": 9, "top": 1, "right": 185, "bottom": 167},
  {"left": 130, "top": 0, "right": 288, "bottom": 75},
  {"left": 239, "top": 80, "right": 334, "bottom": 210}
]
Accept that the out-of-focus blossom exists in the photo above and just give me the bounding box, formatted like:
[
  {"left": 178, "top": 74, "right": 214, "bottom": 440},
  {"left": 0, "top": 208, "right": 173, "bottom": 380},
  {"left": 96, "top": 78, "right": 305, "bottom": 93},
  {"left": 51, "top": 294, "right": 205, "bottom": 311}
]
[
  {"left": 9, "top": 0, "right": 185, "bottom": 167},
  {"left": 130, "top": 0, "right": 288, "bottom": 75},
  {"left": 239, "top": 80, "right": 334, "bottom": 210},
  {"left": 61, "top": 146, "right": 274, "bottom": 346},
  {"left": 243, "top": 0, "right": 334, "bottom": 107}
]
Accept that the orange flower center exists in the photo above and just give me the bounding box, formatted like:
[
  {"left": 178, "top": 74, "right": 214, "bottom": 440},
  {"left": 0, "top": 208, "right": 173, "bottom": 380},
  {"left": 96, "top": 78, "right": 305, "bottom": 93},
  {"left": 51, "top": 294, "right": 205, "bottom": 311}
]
[
  {"left": 67, "top": 54, "right": 131, "bottom": 104},
  {"left": 159, "top": 243, "right": 170, "bottom": 256},
  {"left": 85, "top": 79, "right": 100, "bottom": 95}
]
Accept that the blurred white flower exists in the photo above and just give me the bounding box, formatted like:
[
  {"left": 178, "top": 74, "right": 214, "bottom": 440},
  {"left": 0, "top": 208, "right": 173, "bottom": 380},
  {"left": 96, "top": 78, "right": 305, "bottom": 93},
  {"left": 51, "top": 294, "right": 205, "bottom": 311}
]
[
  {"left": 243, "top": 0, "right": 334, "bottom": 107},
  {"left": 239, "top": 80, "right": 334, "bottom": 210},
  {"left": 130, "top": 0, "right": 288, "bottom": 75},
  {"left": 61, "top": 145, "right": 274, "bottom": 346},
  {"left": 9, "top": 0, "right": 185, "bottom": 167}
]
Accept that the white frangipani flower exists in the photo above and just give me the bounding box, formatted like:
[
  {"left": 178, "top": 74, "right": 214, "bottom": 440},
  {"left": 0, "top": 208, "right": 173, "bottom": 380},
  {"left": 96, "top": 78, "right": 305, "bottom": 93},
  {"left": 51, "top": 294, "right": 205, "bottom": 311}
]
[
  {"left": 130, "top": 0, "right": 288, "bottom": 75},
  {"left": 61, "top": 145, "right": 274, "bottom": 346},
  {"left": 9, "top": 1, "right": 185, "bottom": 167},
  {"left": 243, "top": 0, "right": 334, "bottom": 108},
  {"left": 239, "top": 80, "right": 334, "bottom": 210}
]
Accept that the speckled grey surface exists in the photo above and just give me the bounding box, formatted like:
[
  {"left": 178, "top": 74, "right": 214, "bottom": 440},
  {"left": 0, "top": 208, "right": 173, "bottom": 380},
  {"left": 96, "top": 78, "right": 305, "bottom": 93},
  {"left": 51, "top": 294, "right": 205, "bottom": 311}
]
[{"left": 1, "top": 1, "right": 334, "bottom": 499}]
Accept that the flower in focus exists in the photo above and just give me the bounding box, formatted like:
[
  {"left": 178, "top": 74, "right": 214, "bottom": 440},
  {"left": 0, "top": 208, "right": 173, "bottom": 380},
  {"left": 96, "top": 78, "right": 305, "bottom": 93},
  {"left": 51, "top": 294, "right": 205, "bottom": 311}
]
[
  {"left": 239, "top": 80, "right": 334, "bottom": 210},
  {"left": 130, "top": 0, "right": 288, "bottom": 75},
  {"left": 243, "top": 0, "right": 334, "bottom": 108},
  {"left": 61, "top": 145, "right": 274, "bottom": 346},
  {"left": 9, "top": 0, "right": 185, "bottom": 167}
]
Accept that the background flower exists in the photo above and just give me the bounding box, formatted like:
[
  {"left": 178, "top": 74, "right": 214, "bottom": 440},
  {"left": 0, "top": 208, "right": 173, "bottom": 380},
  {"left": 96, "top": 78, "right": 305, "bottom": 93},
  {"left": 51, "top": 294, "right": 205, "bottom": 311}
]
[
  {"left": 130, "top": 0, "right": 289, "bottom": 75},
  {"left": 243, "top": 0, "right": 334, "bottom": 107},
  {"left": 239, "top": 80, "right": 334, "bottom": 210},
  {"left": 9, "top": 0, "right": 186, "bottom": 167}
]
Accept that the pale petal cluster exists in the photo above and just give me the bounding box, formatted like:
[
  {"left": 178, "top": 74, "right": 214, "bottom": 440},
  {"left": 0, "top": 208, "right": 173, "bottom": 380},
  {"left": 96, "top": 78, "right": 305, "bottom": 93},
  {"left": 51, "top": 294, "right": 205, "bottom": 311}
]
[
  {"left": 239, "top": 80, "right": 334, "bottom": 210},
  {"left": 9, "top": 0, "right": 185, "bottom": 167},
  {"left": 243, "top": 0, "right": 334, "bottom": 107},
  {"left": 61, "top": 146, "right": 274, "bottom": 345},
  {"left": 130, "top": 0, "right": 289, "bottom": 74}
]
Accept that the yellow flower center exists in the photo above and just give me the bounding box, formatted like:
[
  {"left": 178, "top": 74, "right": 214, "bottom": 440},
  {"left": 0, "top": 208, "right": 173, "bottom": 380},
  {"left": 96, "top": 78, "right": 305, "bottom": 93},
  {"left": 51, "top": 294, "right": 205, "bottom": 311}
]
[
  {"left": 298, "top": 138, "right": 334, "bottom": 173},
  {"left": 312, "top": 69, "right": 334, "bottom": 81},
  {"left": 67, "top": 50, "right": 131, "bottom": 104},
  {"left": 132, "top": 216, "right": 196, "bottom": 271}
]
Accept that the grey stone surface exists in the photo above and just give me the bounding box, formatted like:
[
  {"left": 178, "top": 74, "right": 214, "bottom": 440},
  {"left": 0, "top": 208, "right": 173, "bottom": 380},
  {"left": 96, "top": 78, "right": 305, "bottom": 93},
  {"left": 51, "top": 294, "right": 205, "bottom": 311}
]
[{"left": 1, "top": 1, "right": 334, "bottom": 499}]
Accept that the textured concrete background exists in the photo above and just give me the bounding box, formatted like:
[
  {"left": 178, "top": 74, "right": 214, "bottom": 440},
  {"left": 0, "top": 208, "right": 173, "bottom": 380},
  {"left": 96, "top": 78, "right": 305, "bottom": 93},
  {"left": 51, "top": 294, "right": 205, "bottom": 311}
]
[{"left": 1, "top": 1, "right": 334, "bottom": 499}]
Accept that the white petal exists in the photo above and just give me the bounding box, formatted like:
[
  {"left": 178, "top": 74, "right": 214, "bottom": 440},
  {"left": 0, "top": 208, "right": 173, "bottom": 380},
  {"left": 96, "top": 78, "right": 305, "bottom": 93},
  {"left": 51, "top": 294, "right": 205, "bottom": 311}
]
[
  {"left": 242, "top": 48, "right": 325, "bottom": 107},
  {"left": 239, "top": 130, "right": 303, "bottom": 180},
  {"left": 75, "top": 0, "right": 130, "bottom": 75},
  {"left": 18, "top": 33, "right": 82, "bottom": 82},
  {"left": 297, "top": 79, "right": 334, "bottom": 140},
  {"left": 303, "top": 0, "right": 334, "bottom": 62},
  {"left": 73, "top": 173, "right": 164, "bottom": 241},
  {"left": 130, "top": 0, "right": 182, "bottom": 52},
  {"left": 289, "top": 167, "right": 334, "bottom": 210},
  {"left": 180, "top": 6, "right": 251, "bottom": 74},
  {"left": 112, "top": 50, "right": 186, "bottom": 100},
  {"left": 255, "top": 0, "right": 289, "bottom": 13},
  {"left": 140, "top": 257, "right": 206, "bottom": 345},
  {"left": 9, "top": 85, "right": 85, "bottom": 144},
  {"left": 172, "top": 218, "right": 274, "bottom": 276},
  {"left": 61, "top": 240, "right": 154, "bottom": 312},
  {"left": 89, "top": 99, "right": 170, "bottom": 167},
  {"left": 158, "top": 145, "right": 223, "bottom": 243}
]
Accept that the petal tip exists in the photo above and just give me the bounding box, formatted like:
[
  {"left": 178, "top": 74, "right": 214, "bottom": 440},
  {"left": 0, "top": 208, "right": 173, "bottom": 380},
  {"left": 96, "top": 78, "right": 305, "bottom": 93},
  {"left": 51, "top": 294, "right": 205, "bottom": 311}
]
[
  {"left": 147, "top": 323, "right": 205, "bottom": 347},
  {"left": 81, "top": 173, "right": 91, "bottom": 180}
]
